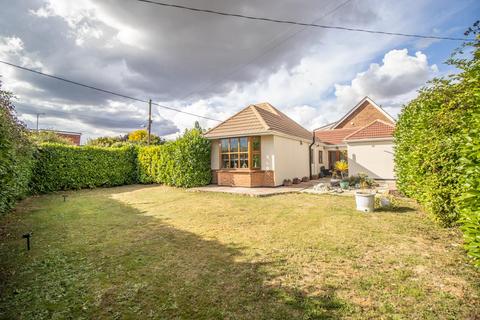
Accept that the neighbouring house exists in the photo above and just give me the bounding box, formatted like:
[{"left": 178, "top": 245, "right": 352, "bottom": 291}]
[
  {"left": 41, "top": 129, "right": 82, "bottom": 145},
  {"left": 204, "top": 97, "right": 395, "bottom": 187},
  {"left": 314, "top": 97, "right": 396, "bottom": 180},
  {"left": 204, "top": 103, "right": 313, "bottom": 187}
]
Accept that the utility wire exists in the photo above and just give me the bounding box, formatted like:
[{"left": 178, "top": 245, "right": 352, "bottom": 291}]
[
  {"left": 135, "top": 0, "right": 470, "bottom": 41},
  {"left": 0, "top": 60, "right": 222, "bottom": 122},
  {"left": 179, "top": 0, "right": 353, "bottom": 101}
]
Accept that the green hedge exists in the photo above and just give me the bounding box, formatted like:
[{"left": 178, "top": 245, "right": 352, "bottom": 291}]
[
  {"left": 30, "top": 144, "right": 138, "bottom": 193},
  {"left": 459, "top": 113, "right": 480, "bottom": 268},
  {"left": 395, "top": 35, "right": 479, "bottom": 266},
  {"left": 0, "top": 91, "right": 35, "bottom": 215},
  {"left": 138, "top": 129, "right": 211, "bottom": 187},
  {"left": 394, "top": 80, "right": 467, "bottom": 226}
]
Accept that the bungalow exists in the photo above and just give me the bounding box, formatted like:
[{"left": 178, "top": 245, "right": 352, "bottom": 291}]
[
  {"left": 204, "top": 97, "right": 395, "bottom": 187},
  {"left": 314, "top": 97, "right": 396, "bottom": 180}
]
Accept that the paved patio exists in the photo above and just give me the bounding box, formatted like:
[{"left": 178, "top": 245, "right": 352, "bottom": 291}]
[
  {"left": 190, "top": 178, "right": 396, "bottom": 197},
  {"left": 190, "top": 179, "right": 325, "bottom": 197}
]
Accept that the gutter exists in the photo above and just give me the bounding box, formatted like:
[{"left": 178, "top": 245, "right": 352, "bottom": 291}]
[{"left": 309, "top": 131, "right": 315, "bottom": 179}]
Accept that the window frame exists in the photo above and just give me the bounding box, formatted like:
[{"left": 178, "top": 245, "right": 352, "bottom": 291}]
[
  {"left": 219, "top": 136, "right": 261, "bottom": 170},
  {"left": 318, "top": 150, "right": 323, "bottom": 164}
]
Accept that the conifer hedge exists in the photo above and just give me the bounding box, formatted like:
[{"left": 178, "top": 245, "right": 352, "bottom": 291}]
[
  {"left": 137, "top": 129, "right": 211, "bottom": 187},
  {"left": 0, "top": 86, "right": 35, "bottom": 214},
  {"left": 395, "top": 30, "right": 480, "bottom": 266},
  {"left": 30, "top": 144, "right": 138, "bottom": 193}
]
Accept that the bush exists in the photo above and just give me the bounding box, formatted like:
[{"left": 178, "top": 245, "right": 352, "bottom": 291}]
[
  {"left": 0, "top": 85, "right": 35, "bottom": 215},
  {"left": 30, "top": 144, "right": 138, "bottom": 193},
  {"left": 395, "top": 33, "right": 479, "bottom": 227},
  {"left": 29, "top": 130, "right": 73, "bottom": 145},
  {"left": 458, "top": 87, "right": 480, "bottom": 268},
  {"left": 137, "top": 129, "right": 211, "bottom": 188}
]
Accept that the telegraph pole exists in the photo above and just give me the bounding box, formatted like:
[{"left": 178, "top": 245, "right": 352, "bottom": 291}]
[
  {"left": 36, "top": 112, "right": 45, "bottom": 131},
  {"left": 147, "top": 99, "right": 152, "bottom": 145}
]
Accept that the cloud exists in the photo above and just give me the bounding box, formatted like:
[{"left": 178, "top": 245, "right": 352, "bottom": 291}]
[
  {"left": 334, "top": 49, "right": 438, "bottom": 112},
  {"left": 0, "top": 0, "right": 465, "bottom": 141}
]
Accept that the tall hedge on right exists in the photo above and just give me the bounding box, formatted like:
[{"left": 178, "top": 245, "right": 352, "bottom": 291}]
[
  {"left": 137, "top": 129, "right": 211, "bottom": 187},
  {"left": 395, "top": 31, "right": 479, "bottom": 266},
  {"left": 459, "top": 111, "right": 480, "bottom": 268}
]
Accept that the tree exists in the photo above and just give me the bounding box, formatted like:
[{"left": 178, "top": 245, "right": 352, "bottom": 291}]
[
  {"left": 87, "top": 135, "right": 127, "bottom": 147},
  {"left": 128, "top": 129, "right": 148, "bottom": 142},
  {"left": 194, "top": 121, "right": 203, "bottom": 132},
  {"left": 30, "top": 130, "right": 73, "bottom": 145}
]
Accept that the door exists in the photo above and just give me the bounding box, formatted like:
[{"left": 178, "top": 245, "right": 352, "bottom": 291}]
[{"left": 328, "top": 150, "right": 347, "bottom": 170}]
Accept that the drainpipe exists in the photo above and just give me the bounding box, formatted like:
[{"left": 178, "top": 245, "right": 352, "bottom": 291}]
[{"left": 308, "top": 131, "right": 315, "bottom": 179}]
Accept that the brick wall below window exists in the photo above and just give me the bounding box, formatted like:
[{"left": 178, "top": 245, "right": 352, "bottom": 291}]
[{"left": 215, "top": 170, "right": 275, "bottom": 187}]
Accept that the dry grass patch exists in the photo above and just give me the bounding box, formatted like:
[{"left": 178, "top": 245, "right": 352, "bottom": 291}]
[{"left": 0, "top": 185, "right": 478, "bottom": 319}]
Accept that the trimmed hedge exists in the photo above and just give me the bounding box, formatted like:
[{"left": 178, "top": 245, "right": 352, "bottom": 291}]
[
  {"left": 30, "top": 144, "right": 138, "bottom": 193},
  {"left": 395, "top": 34, "right": 479, "bottom": 266},
  {"left": 394, "top": 80, "right": 467, "bottom": 225},
  {"left": 137, "top": 129, "right": 211, "bottom": 187},
  {"left": 0, "top": 91, "right": 35, "bottom": 215},
  {"left": 459, "top": 113, "right": 480, "bottom": 267}
]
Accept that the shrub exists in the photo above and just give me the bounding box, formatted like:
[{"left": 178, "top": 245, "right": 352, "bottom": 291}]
[
  {"left": 292, "top": 178, "right": 300, "bottom": 184},
  {"left": 334, "top": 160, "right": 348, "bottom": 179},
  {"left": 137, "top": 129, "right": 211, "bottom": 188},
  {"left": 30, "top": 144, "right": 138, "bottom": 193},
  {"left": 0, "top": 84, "right": 35, "bottom": 214},
  {"left": 302, "top": 176, "right": 309, "bottom": 182},
  {"left": 29, "top": 130, "right": 73, "bottom": 145},
  {"left": 283, "top": 179, "right": 292, "bottom": 186},
  {"left": 395, "top": 30, "right": 479, "bottom": 227},
  {"left": 458, "top": 84, "right": 480, "bottom": 267}
]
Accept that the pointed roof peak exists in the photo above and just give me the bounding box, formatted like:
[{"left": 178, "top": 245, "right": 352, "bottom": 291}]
[{"left": 204, "top": 102, "right": 312, "bottom": 140}]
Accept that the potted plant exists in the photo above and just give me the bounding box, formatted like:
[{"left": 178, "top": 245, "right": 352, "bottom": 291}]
[
  {"left": 354, "top": 173, "right": 375, "bottom": 212},
  {"left": 335, "top": 160, "right": 349, "bottom": 189}
]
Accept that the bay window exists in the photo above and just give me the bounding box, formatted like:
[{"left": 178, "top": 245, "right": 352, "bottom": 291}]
[{"left": 220, "top": 136, "right": 261, "bottom": 169}]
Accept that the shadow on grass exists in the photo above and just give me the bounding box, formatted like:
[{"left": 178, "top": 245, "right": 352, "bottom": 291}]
[
  {"left": 0, "top": 186, "right": 347, "bottom": 320},
  {"left": 374, "top": 206, "right": 416, "bottom": 213}
]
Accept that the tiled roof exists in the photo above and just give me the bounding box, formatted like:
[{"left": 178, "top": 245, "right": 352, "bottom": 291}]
[
  {"left": 344, "top": 120, "right": 395, "bottom": 141},
  {"left": 314, "top": 128, "right": 358, "bottom": 145},
  {"left": 204, "top": 103, "right": 312, "bottom": 140}
]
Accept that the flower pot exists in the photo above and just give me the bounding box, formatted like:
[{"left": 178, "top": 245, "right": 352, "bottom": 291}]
[
  {"left": 340, "top": 181, "right": 349, "bottom": 189},
  {"left": 355, "top": 192, "right": 375, "bottom": 212}
]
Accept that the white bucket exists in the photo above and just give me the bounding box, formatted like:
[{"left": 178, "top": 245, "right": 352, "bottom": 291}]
[{"left": 355, "top": 192, "right": 375, "bottom": 212}]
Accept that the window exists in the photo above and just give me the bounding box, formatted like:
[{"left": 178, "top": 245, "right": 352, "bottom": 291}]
[
  {"left": 220, "top": 136, "right": 261, "bottom": 169},
  {"left": 318, "top": 150, "right": 323, "bottom": 164}
]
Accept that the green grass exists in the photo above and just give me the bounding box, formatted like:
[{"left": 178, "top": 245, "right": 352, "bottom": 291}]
[{"left": 0, "top": 185, "right": 478, "bottom": 319}]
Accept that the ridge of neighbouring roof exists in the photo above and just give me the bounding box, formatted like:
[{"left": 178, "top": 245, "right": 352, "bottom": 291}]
[
  {"left": 344, "top": 119, "right": 395, "bottom": 141},
  {"left": 204, "top": 103, "right": 312, "bottom": 140},
  {"left": 332, "top": 96, "right": 395, "bottom": 129},
  {"left": 314, "top": 128, "right": 358, "bottom": 145}
]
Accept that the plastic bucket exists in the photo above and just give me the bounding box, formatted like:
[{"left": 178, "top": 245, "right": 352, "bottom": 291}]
[{"left": 355, "top": 192, "right": 375, "bottom": 212}]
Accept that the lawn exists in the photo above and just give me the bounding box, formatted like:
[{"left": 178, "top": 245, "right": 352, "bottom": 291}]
[{"left": 0, "top": 185, "right": 478, "bottom": 319}]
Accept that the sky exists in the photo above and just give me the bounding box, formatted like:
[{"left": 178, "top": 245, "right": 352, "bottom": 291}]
[{"left": 0, "top": 0, "right": 478, "bottom": 143}]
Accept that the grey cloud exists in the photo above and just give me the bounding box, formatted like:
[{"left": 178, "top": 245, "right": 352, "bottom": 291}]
[{"left": 0, "top": 0, "right": 396, "bottom": 139}]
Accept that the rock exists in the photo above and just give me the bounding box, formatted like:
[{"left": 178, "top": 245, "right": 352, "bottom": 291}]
[{"left": 313, "top": 183, "right": 330, "bottom": 192}]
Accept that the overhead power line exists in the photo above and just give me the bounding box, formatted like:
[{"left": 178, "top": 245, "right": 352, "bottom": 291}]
[
  {"left": 0, "top": 60, "right": 221, "bottom": 122},
  {"left": 135, "top": 0, "right": 471, "bottom": 41},
  {"left": 179, "top": 0, "right": 353, "bottom": 101}
]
